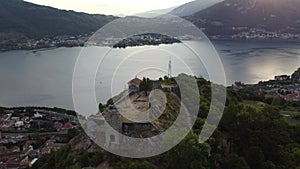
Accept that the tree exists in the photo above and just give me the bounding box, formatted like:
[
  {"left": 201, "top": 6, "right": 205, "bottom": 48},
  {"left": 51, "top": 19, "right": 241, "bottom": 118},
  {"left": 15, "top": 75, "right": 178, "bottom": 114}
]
[
  {"left": 114, "top": 161, "right": 157, "bottom": 169},
  {"left": 79, "top": 152, "right": 90, "bottom": 167},
  {"left": 262, "top": 161, "right": 276, "bottom": 169},
  {"left": 222, "top": 154, "right": 250, "bottom": 169},
  {"left": 271, "top": 97, "right": 283, "bottom": 106},
  {"left": 89, "top": 152, "right": 104, "bottom": 167},
  {"left": 291, "top": 68, "right": 300, "bottom": 82},
  {"left": 139, "top": 77, "right": 152, "bottom": 96},
  {"left": 245, "top": 146, "right": 265, "bottom": 169},
  {"left": 229, "top": 105, "right": 291, "bottom": 165},
  {"left": 106, "top": 98, "right": 114, "bottom": 106},
  {"left": 198, "top": 95, "right": 211, "bottom": 118},
  {"left": 166, "top": 133, "right": 211, "bottom": 169},
  {"left": 98, "top": 103, "right": 105, "bottom": 112}
]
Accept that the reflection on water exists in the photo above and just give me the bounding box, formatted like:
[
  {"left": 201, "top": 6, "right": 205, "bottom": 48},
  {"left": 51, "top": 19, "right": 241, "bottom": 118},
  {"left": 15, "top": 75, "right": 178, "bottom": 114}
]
[{"left": 0, "top": 40, "right": 299, "bottom": 109}]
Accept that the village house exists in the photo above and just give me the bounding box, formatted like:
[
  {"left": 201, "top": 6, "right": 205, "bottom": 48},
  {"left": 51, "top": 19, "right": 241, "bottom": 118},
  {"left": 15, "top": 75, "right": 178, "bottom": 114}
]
[
  {"left": 41, "top": 147, "right": 51, "bottom": 155},
  {"left": 28, "top": 150, "right": 39, "bottom": 160},
  {"left": 14, "top": 121, "right": 24, "bottom": 128},
  {"left": 282, "top": 94, "right": 300, "bottom": 102},
  {"left": 128, "top": 77, "right": 142, "bottom": 92},
  {"left": 33, "top": 112, "right": 43, "bottom": 118},
  {"left": 63, "top": 122, "right": 73, "bottom": 130}
]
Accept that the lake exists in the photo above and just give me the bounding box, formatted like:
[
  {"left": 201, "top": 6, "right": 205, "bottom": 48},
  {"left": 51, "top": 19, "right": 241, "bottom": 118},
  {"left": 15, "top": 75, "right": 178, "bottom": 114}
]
[{"left": 0, "top": 40, "right": 299, "bottom": 110}]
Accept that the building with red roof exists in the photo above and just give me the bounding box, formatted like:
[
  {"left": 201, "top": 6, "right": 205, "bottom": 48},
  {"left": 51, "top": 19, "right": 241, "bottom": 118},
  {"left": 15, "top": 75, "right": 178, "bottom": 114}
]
[
  {"left": 64, "top": 122, "right": 73, "bottom": 129},
  {"left": 282, "top": 94, "right": 300, "bottom": 101},
  {"left": 28, "top": 150, "right": 39, "bottom": 159},
  {"left": 41, "top": 147, "right": 51, "bottom": 154},
  {"left": 128, "top": 77, "right": 142, "bottom": 91},
  {"left": 45, "top": 139, "right": 56, "bottom": 146}
]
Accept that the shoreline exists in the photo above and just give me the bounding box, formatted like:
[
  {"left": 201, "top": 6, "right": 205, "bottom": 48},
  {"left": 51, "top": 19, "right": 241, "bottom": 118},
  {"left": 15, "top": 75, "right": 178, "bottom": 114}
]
[{"left": 2, "top": 38, "right": 300, "bottom": 52}]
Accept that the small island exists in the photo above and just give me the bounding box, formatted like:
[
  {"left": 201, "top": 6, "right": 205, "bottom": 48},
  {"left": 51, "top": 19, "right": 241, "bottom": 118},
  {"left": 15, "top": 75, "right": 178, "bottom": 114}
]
[{"left": 113, "top": 33, "right": 181, "bottom": 48}]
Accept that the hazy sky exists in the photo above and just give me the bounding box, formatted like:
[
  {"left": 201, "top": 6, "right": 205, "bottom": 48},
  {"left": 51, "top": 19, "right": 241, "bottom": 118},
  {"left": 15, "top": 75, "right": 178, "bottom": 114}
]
[{"left": 25, "top": 0, "right": 193, "bottom": 15}]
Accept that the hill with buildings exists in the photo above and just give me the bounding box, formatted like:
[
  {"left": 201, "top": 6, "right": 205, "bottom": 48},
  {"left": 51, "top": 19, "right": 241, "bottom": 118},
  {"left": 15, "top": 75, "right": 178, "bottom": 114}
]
[
  {"left": 30, "top": 72, "right": 300, "bottom": 169},
  {"left": 186, "top": 0, "right": 300, "bottom": 39}
]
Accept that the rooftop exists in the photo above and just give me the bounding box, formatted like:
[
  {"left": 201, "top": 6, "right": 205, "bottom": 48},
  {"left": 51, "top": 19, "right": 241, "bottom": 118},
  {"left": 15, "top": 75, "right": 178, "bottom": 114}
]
[{"left": 128, "top": 78, "right": 142, "bottom": 85}]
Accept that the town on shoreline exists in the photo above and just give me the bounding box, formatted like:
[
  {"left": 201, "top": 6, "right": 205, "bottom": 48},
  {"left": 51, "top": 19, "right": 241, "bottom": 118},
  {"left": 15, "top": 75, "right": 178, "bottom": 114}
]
[{"left": 2, "top": 30, "right": 300, "bottom": 52}]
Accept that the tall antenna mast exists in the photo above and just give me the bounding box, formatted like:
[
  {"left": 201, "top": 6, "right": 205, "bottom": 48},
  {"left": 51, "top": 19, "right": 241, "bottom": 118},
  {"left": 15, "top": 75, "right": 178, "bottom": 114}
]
[{"left": 168, "top": 56, "right": 172, "bottom": 78}]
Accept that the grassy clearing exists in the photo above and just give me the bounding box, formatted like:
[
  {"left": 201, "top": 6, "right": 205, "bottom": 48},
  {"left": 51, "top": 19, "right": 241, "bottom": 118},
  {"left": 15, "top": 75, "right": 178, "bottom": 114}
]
[
  {"left": 283, "top": 118, "right": 300, "bottom": 126},
  {"left": 242, "top": 100, "right": 300, "bottom": 126},
  {"left": 242, "top": 100, "right": 266, "bottom": 110},
  {"left": 280, "top": 110, "right": 300, "bottom": 126}
]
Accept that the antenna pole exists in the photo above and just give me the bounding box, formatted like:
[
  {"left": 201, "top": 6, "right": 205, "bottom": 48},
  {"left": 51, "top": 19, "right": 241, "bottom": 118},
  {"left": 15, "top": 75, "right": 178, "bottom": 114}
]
[{"left": 168, "top": 57, "right": 172, "bottom": 78}]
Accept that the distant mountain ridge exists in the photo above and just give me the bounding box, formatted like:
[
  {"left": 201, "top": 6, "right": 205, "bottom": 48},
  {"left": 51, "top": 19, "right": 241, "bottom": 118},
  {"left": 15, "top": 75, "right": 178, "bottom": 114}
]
[
  {"left": 134, "top": 6, "right": 176, "bottom": 17},
  {"left": 2, "top": 0, "right": 300, "bottom": 45},
  {"left": 0, "top": 0, "right": 117, "bottom": 42},
  {"left": 169, "top": 0, "right": 223, "bottom": 16},
  {"left": 186, "top": 0, "right": 300, "bottom": 38}
]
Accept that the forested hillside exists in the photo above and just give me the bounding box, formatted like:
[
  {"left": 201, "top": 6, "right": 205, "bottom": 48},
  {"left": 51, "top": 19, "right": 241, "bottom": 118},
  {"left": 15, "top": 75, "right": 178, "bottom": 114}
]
[{"left": 0, "top": 0, "right": 116, "bottom": 41}]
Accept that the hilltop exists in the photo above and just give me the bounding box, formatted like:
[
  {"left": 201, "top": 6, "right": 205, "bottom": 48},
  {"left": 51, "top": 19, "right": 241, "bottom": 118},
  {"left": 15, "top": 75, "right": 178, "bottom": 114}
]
[{"left": 30, "top": 73, "right": 300, "bottom": 169}]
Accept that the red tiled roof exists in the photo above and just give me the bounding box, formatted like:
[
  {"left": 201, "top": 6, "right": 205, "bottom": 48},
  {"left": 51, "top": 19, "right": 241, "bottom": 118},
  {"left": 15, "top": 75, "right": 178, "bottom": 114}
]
[
  {"left": 41, "top": 147, "right": 51, "bottom": 154},
  {"left": 283, "top": 94, "right": 298, "bottom": 101},
  {"left": 265, "top": 93, "right": 280, "bottom": 98},
  {"left": 64, "top": 122, "right": 73, "bottom": 129},
  {"left": 128, "top": 78, "right": 142, "bottom": 85},
  {"left": 5, "top": 157, "right": 19, "bottom": 164},
  {"left": 28, "top": 150, "right": 38, "bottom": 155},
  {"left": 23, "top": 140, "right": 36, "bottom": 150}
]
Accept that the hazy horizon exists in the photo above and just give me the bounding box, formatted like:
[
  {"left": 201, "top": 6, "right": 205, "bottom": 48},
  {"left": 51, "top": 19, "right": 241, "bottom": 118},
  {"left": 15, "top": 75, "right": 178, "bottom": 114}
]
[{"left": 24, "top": 0, "right": 194, "bottom": 16}]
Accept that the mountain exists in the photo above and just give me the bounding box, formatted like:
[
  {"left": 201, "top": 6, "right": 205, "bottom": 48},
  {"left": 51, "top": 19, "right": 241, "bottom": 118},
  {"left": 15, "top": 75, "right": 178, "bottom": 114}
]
[
  {"left": 186, "top": 0, "right": 300, "bottom": 38},
  {"left": 169, "top": 0, "right": 224, "bottom": 17},
  {"left": 134, "top": 6, "right": 177, "bottom": 17},
  {"left": 0, "top": 0, "right": 117, "bottom": 42}
]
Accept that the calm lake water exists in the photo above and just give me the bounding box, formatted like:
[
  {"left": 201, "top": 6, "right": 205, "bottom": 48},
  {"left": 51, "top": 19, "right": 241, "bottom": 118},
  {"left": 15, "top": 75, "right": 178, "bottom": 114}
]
[{"left": 0, "top": 40, "right": 300, "bottom": 110}]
